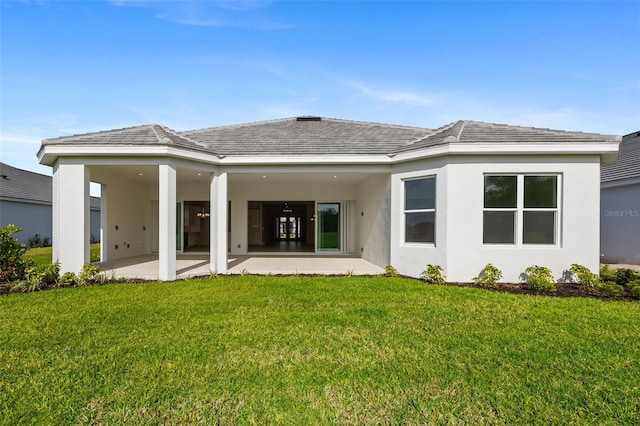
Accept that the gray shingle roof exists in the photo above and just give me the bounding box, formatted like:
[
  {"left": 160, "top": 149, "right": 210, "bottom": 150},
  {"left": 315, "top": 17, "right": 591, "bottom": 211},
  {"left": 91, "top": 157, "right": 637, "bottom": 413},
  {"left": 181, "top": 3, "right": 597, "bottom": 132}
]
[
  {"left": 601, "top": 131, "right": 640, "bottom": 182},
  {"left": 43, "top": 124, "right": 212, "bottom": 154},
  {"left": 395, "top": 120, "right": 618, "bottom": 153},
  {"left": 0, "top": 162, "right": 100, "bottom": 208},
  {"left": 40, "top": 117, "right": 619, "bottom": 157},
  {"left": 181, "top": 117, "right": 429, "bottom": 155}
]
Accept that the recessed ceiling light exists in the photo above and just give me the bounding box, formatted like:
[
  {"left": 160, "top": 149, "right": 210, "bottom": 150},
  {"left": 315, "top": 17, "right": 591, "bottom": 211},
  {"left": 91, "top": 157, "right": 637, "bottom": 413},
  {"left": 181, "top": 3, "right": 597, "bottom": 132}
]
[
  {"left": 139, "top": 173, "right": 144, "bottom": 176},
  {"left": 333, "top": 175, "right": 338, "bottom": 178},
  {"left": 197, "top": 173, "right": 202, "bottom": 176},
  {"left": 262, "top": 175, "right": 266, "bottom": 178}
]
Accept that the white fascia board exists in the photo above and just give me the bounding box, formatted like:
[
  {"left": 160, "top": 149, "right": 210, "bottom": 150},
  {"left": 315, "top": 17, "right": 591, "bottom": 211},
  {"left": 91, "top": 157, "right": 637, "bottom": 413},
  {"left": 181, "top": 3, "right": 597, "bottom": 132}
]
[
  {"left": 38, "top": 141, "right": 620, "bottom": 167},
  {"left": 391, "top": 142, "right": 620, "bottom": 163},
  {"left": 38, "top": 145, "right": 221, "bottom": 166},
  {"left": 217, "top": 154, "right": 393, "bottom": 165}
]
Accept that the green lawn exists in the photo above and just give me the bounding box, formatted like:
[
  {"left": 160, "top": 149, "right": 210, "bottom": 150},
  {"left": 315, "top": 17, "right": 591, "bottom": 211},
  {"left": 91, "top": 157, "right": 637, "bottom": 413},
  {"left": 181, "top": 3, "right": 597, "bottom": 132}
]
[
  {"left": 1, "top": 276, "right": 639, "bottom": 424},
  {"left": 24, "top": 243, "right": 100, "bottom": 267}
]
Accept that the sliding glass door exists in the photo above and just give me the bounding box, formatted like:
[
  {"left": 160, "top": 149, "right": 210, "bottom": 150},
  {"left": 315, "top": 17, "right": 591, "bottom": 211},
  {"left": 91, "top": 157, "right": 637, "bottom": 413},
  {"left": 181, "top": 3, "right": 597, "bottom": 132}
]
[{"left": 317, "top": 203, "right": 340, "bottom": 250}]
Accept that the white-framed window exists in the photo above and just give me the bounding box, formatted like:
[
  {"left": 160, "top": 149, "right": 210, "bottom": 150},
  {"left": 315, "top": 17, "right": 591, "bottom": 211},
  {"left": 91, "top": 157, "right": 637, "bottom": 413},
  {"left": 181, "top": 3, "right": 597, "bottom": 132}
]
[
  {"left": 483, "top": 174, "right": 559, "bottom": 245},
  {"left": 404, "top": 176, "right": 436, "bottom": 244}
]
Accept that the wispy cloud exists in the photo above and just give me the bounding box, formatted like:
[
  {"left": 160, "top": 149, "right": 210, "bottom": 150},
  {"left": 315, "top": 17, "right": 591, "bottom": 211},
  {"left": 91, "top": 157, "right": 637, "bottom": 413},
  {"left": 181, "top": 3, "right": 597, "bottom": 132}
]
[
  {"left": 0, "top": 133, "right": 41, "bottom": 146},
  {"left": 340, "top": 79, "right": 436, "bottom": 107},
  {"left": 110, "top": 0, "right": 292, "bottom": 30}
]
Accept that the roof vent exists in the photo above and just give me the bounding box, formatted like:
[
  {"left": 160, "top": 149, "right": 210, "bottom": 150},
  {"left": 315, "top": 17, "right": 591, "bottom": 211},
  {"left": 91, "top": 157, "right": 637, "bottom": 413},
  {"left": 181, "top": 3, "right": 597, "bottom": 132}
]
[{"left": 296, "top": 116, "right": 321, "bottom": 122}]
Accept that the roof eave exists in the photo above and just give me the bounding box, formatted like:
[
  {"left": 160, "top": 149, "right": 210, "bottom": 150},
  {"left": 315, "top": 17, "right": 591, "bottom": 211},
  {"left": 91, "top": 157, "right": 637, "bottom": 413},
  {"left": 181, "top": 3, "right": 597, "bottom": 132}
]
[
  {"left": 38, "top": 140, "right": 622, "bottom": 167},
  {"left": 38, "top": 144, "right": 222, "bottom": 166},
  {"left": 392, "top": 142, "right": 622, "bottom": 163}
]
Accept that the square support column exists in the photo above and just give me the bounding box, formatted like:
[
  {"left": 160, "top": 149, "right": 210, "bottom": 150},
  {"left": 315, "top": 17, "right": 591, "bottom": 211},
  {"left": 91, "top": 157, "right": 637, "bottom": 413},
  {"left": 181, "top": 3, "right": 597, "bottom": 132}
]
[
  {"left": 210, "top": 171, "right": 228, "bottom": 274},
  {"left": 52, "top": 162, "right": 90, "bottom": 274},
  {"left": 159, "top": 163, "right": 177, "bottom": 281},
  {"left": 99, "top": 183, "right": 108, "bottom": 262}
]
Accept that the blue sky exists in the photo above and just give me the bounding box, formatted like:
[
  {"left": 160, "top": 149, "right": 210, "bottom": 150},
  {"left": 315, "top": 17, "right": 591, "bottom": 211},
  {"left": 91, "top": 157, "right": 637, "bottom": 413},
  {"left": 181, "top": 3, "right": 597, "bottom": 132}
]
[{"left": 1, "top": 0, "right": 639, "bottom": 178}]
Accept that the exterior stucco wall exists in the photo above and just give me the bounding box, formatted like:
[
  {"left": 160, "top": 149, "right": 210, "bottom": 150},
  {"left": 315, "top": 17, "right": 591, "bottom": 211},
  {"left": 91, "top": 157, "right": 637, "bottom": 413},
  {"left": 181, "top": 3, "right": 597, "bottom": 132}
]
[
  {"left": 99, "top": 171, "right": 152, "bottom": 261},
  {"left": 390, "top": 157, "right": 448, "bottom": 278},
  {"left": 355, "top": 174, "right": 391, "bottom": 268},
  {"left": 0, "top": 200, "right": 52, "bottom": 245},
  {"left": 0, "top": 200, "right": 100, "bottom": 246},
  {"left": 447, "top": 155, "right": 600, "bottom": 282},
  {"left": 227, "top": 180, "right": 357, "bottom": 255},
  {"left": 390, "top": 155, "right": 602, "bottom": 282},
  {"left": 601, "top": 181, "right": 640, "bottom": 264}
]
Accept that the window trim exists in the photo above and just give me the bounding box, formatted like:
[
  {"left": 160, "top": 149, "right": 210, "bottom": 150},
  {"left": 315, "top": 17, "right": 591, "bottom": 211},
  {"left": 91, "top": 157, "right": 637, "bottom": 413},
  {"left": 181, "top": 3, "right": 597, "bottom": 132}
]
[
  {"left": 402, "top": 175, "right": 436, "bottom": 245},
  {"left": 483, "top": 173, "right": 561, "bottom": 247}
]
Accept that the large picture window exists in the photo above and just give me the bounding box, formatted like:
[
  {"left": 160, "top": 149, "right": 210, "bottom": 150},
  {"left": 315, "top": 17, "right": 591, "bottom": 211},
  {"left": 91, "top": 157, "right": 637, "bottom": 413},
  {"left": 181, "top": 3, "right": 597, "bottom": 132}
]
[
  {"left": 483, "top": 175, "right": 559, "bottom": 245},
  {"left": 404, "top": 177, "right": 435, "bottom": 243}
]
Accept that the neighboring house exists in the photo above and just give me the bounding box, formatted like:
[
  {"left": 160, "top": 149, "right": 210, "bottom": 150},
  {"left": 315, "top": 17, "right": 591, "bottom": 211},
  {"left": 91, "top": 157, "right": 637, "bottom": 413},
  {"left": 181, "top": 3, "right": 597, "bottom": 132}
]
[
  {"left": 0, "top": 162, "right": 101, "bottom": 245},
  {"left": 37, "top": 117, "right": 620, "bottom": 281},
  {"left": 601, "top": 131, "right": 640, "bottom": 265}
]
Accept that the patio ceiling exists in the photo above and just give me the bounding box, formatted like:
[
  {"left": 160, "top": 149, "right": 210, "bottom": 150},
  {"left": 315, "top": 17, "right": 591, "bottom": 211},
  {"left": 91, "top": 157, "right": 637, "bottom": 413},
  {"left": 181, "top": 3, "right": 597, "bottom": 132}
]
[
  {"left": 230, "top": 172, "right": 374, "bottom": 185},
  {"left": 89, "top": 166, "right": 377, "bottom": 186}
]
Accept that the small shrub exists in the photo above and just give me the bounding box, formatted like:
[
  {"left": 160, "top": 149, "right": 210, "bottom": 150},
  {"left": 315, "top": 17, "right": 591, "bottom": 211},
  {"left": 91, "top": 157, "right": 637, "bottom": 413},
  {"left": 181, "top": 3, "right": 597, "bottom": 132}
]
[
  {"left": 597, "top": 281, "right": 624, "bottom": 297},
  {"left": 42, "top": 236, "right": 51, "bottom": 247},
  {"left": 77, "top": 263, "right": 100, "bottom": 286},
  {"left": 629, "top": 280, "right": 640, "bottom": 298},
  {"left": 385, "top": 265, "right": 400, "bottom": 278},
  {"left": 473, "top": 263, "right": 502, "bottom": 288},
  {"left": 28, "top": 234, "right": 42, "bottom": 248},
  {"left": 421, "top": 264, "right": 445, "bottom": 285},
  {"left": 0, "top": 224, "right": 32, "bottom": 282},
  {"left": 9, "top": 280, "right": 32, "bottom": 293},
  {"left": 570, "top": 264, "right": 600, "bottom": 288},
  {"left": 524, "top": 266, "right": 556, "bottom": 292},
  {"left": 615, "top": 268, "right": 639, "bottom": 288},
  {"left": 58, "top": 271, "right": 77, "bottom": 286},
  {"left": 599, "top": 265, "right": 617, "bottom": 282},
  {"left": 18, "top": 262, "right": 60, "bottom": 292}
]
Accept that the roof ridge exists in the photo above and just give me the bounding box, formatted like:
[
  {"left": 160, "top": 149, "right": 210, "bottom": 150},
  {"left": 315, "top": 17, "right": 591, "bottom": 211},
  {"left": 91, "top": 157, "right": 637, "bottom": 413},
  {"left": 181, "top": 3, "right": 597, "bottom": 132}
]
[
  {"left": 318, "top": 116, "right": 430, "bottom": 131},
  {"left": 182, "top": 116, "right": 431, "bottom": 134},
  {"left": 43, "top": 124, "right": 159, "bottom": 143},
  {"left": 156, "top": 124, "right": 213, "bottom": 150},
  {"left": 152, "top": 124, "right": 169, "bottom": 142},
  {"left": 183, "top": 117, "right": 294, "bottom": 134},
  {"left": 455, "top": 120, "right": 466, "bottom": 139}
]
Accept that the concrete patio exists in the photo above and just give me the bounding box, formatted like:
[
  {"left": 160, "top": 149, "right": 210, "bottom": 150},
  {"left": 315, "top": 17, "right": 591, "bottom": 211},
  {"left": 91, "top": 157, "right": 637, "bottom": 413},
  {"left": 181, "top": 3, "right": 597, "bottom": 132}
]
[{"left": 96, "top": 254, "right": 385, "bottom": 280}]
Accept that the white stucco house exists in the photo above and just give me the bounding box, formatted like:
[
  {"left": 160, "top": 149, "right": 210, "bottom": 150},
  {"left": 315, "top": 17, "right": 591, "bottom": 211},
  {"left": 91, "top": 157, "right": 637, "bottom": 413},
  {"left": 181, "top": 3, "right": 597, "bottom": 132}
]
[
  {"left": 37, "top": 117, "right": 620, "bottom": 281},
  {"left": 601, "top": 131, "right": 640, "bottom": 265},
  {"left": 0, "top": 162, "right": 100, "bottom": 245}
]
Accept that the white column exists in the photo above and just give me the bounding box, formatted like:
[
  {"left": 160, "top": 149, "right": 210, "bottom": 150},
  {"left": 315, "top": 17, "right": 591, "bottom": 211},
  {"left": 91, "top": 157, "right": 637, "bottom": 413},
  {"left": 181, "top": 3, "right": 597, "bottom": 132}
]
[
  {"left": 99, "top": 183, "right": 108, "bottom": 262},
  {"left": 159, "top": 163, "right": 177, "bottom": 281},
  {"left": 210, "top": 171, "right": 228, "bottom": 274},
  {"left": 53, "top": 162, "right": 90, "bottom": 274}
]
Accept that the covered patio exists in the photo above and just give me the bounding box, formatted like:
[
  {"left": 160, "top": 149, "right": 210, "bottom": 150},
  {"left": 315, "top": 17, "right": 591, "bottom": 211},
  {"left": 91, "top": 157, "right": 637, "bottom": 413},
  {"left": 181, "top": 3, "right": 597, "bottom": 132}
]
[{"left": 96, "top": 254, "right": 385, "bottom": 280}]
